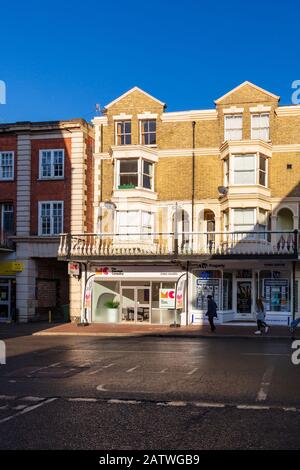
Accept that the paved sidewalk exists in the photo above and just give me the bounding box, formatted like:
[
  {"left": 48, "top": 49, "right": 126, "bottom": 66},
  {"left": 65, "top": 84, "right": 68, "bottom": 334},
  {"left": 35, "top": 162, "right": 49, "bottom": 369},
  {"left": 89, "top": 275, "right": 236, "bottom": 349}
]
[{"left": 0, "top": 321, "right": 296, "bottom": 339}]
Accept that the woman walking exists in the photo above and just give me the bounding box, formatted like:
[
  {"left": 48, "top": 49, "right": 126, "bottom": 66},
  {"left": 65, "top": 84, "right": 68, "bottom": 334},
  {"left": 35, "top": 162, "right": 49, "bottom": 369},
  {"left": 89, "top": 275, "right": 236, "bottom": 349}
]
[{"left": 254, "top": 297, "right": 269, "bottom": 335}]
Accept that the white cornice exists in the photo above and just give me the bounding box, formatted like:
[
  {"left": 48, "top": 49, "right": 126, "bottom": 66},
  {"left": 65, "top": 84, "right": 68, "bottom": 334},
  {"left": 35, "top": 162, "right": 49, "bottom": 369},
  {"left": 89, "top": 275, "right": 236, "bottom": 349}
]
[
  {"left": 91, "top": 116, "right": 108, "bottom": 126},
  {"left": 111, "top": 145, "right": 158, "bottom": 162},
  {"left": 158, "top": 148, "right": 219, "bottom": 157},
  {"left": 272, "top": 144, "right": 300, "bottom": 153},
  {"left": 275, "top": 106, "right": 300, "bottom": 116},
  {"left": 220, "top": 140, "right": 272, "bottom": 159},
  {"left": 161, "top": 109, "right": 217, "bottom": 122}
]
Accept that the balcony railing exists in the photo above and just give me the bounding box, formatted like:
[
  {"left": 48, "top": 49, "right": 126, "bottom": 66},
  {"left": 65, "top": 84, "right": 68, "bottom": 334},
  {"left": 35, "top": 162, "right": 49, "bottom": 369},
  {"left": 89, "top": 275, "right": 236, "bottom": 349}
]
[{"left": 58, "top": 230, "right": 299, "bottom": 259}]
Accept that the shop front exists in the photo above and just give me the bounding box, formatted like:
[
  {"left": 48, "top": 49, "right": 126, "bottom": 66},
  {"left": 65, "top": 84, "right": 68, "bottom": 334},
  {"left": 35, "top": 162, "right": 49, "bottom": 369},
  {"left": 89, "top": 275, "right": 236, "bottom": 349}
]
[
  {"left": 87, "top": 265, "right": 185, "bottom": 325},
  {"left": 190, "top": 261, "right": 293, "bottom": 326},
  {"left": 0, "top": 261, "right": 22, "bottom": 322}
]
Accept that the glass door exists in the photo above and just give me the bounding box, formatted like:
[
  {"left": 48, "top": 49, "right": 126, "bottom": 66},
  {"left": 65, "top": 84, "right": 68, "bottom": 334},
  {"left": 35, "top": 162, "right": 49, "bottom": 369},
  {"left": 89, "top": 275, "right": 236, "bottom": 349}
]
[
  {"left": 0, "top": 281, "right": 10, "bottom": 321},
  {"left": 236, "top": 280, "right": 252, "bottom": 318},
  {"left": 121, "top": 287, "right": 135, "bottom": 322},
  {"left": 136, "top": 287, "right": 150, "bottom": 323},
  {"left": 121, "top": 286, "right": 151, "bottom": 323}
]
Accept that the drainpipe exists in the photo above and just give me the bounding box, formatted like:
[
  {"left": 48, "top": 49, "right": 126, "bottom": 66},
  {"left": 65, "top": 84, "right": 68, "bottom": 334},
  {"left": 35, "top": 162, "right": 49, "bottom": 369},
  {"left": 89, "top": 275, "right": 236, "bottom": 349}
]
[
  {"left": 191, "top": 122, "right": 196, "bottom": 255},
  {"left": 293, "top": 260, "right": 296, "bottom": 322},
  {"left": 186, "top": 261, "right": 189, "bottom": 326}
]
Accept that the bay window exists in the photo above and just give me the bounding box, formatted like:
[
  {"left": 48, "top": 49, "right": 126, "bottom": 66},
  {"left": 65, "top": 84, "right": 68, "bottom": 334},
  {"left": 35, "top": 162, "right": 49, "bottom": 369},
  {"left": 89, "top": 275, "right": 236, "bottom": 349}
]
[
  {"left": 224, "top": 115, "right": 243, "bottom": 141},
  {"left": 117, "top": 158, "right": 154, "bottom": 190},
  {"left": 251, "top": 113, "right": 270, "bottom": 141},
  {"left": 233, "top": 154, "right": 256, "bottom": 185},
  {"left": 233, "top": 209, "right": 255, "bottom": 232},
  {"left": 117, "top": 210, "right": 153, "bottom": 240},
  {"left": 225, "top": 153, "right": 268, "bottom": 186}
]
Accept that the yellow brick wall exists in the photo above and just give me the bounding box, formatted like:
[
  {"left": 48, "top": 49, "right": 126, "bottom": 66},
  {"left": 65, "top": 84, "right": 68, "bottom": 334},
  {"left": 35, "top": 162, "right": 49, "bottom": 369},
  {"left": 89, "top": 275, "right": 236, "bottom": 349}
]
[
  {"left": 269, "top": 152, "right": 300, "bottom": 197},
  {"left": 98, "top": 84, "right": 300, "bottom": 205}
]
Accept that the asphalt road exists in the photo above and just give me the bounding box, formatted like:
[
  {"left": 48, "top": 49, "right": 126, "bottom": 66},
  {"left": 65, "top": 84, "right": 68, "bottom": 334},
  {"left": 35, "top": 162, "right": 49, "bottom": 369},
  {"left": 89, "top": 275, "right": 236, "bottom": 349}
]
[{"left": 0, "top": 332, "right": 299, "bottom": 450}]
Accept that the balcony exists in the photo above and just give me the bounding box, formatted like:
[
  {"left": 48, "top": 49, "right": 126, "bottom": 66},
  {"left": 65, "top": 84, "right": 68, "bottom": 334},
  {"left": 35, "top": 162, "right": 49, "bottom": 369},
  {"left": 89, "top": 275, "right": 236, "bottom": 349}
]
[
  {"left": 0, "top": 231, "right": 15, "bottom": 252},
  {"left": 58, "top": 230, "right": 299, "bottom": 261}
]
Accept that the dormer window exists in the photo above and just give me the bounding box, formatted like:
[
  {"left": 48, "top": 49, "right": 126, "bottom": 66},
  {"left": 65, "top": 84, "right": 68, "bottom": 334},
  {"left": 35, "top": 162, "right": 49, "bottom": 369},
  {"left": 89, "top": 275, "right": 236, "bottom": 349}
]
[
  {"left": 251, "top": 113, "right": 270, "bottom": 141},
  {"left": 115, "top": 121, "right": 131, "bottom": 145},
  {"left": 140, "top": 119, "right": 156, "bottom": 145},
  {"left": 116, "top": 158, "right": 154, "bottom": 190},
  {"left": 224, "top": 115, "right": 243, "bottom": 141}
]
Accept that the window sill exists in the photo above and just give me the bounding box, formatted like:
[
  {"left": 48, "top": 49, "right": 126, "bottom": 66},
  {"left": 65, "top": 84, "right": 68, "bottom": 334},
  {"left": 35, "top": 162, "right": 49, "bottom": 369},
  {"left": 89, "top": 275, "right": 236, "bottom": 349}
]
[
  {"left": 37, "top": 177, "right": 65, "bottom": 181},
  {"left": 0, "top": 178, "right": 14, "bottom": 182}
]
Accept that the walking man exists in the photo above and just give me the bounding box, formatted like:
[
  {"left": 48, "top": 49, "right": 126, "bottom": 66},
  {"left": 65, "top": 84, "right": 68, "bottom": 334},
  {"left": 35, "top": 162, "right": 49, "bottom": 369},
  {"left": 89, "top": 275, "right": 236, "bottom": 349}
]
[{"left": 206, "top": 295, "right": 218, "bottom": 332}]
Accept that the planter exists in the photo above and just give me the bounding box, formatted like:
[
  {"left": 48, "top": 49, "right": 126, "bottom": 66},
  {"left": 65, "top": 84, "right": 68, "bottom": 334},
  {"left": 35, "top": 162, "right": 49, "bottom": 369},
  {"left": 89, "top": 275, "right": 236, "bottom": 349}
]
[{"left": 107, "top": 308, "right": 119, "bottom": 323}]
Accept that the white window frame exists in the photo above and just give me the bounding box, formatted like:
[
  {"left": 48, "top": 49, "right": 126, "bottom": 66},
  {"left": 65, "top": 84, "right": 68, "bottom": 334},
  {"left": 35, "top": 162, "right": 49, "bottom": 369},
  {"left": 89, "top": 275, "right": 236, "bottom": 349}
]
[
  {"left": 116, "top": 158, "right": 154, "bottom": 191},
  {"left": 251, "top": 113, "right": 270, "bottom": 141},
  {"left": 116, "top": 210, "right": 154, "bottom": 241},
  {"left": 38, "top": 201, "right": 64, "bottom": 236},
  {"left": 233, "top": 154, "right": 256, "bottom": 185},
  {"left": 39, "top": 149, "right": 65, "bottom": 179},
  {"left": 224, "top": 115, "right": 243, "bottom": 141},
  {"left": 115, "top": 120, "right": 132, "bottom": 146},
  {"left": 139, "top": 119, "right": 157, "bottom": 146},
  {"left": 227, "top": 153, "right": 268, "bottom": 187},
  {"left": 0, "top": 151, "right": 14, "bottom": 181}
]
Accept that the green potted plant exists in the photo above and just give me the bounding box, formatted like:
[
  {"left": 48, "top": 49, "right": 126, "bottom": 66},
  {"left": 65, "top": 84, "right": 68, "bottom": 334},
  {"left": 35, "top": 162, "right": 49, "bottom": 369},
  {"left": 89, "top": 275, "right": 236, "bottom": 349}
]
[{"left": 104, "top": 300, "right": 120, "bottom": 323}]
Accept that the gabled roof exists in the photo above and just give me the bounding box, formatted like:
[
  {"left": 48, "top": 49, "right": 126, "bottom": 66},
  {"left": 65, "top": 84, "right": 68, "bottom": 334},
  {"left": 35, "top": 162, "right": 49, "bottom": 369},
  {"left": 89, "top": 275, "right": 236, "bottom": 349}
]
[
  {"left": 104, "top": 86, "right": 165, "bottom": 109},
  {"left": 215, "top": 81, "right": 280, "bottom": 104}
]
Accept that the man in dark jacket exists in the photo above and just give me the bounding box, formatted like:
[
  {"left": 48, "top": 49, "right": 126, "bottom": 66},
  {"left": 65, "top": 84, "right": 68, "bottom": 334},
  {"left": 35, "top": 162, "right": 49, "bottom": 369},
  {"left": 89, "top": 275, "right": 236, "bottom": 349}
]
[{"left": 206, "top": 295, "right": 218, "bottom": 332}]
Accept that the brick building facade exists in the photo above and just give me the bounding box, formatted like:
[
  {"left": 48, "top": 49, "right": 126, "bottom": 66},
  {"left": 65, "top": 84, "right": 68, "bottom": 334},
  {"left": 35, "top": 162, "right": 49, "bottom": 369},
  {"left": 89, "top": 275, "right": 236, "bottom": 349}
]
[
  {"left": 59, "top": 81, "right": 300, "bottom": 327},
  {"left": 0, "top": 119, "right": 93, "bottom": 322}
]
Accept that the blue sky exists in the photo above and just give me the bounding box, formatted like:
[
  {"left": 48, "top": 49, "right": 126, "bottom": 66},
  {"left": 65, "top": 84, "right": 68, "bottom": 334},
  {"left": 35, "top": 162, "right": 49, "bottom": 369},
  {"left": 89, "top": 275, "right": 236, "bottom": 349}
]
[{"left": 1, "top": 0, "right": 300, "bottom": 123}]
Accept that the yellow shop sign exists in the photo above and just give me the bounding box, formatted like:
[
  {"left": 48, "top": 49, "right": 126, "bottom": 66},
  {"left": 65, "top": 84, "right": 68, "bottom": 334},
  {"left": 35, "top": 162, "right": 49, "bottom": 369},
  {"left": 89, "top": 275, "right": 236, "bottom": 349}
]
[{"left": 0, "top": 262, "right": 24, "bottom": 275}]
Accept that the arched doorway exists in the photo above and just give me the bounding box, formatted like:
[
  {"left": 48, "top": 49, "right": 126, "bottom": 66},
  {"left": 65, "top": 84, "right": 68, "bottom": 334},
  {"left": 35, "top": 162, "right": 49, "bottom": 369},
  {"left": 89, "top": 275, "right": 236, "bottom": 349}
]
[
  {"left": 204, "top": 209, "right": 215, "bottom": 252},
  {"left": 172, "top": 209, "right": 190, "bottom": 252},
  {"left": 276, "top": 208, "right": 294, "bottom": 251}
]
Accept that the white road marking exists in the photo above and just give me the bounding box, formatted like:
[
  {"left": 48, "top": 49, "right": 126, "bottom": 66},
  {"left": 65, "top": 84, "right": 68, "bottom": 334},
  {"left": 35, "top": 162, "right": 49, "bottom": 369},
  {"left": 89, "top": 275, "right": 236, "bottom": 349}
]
[
  {"left": 158, "top": 401, "right": 187, "bottom": 407},
  {"left": 237, "top": 405, "right": 270, "bottom": 410},
  {"left": 283, "top": 407, "right": 297, "bottom": 412},
  {"left": 88, "top": 368, "right": 104, "bottom": 376},
  {"left": 0, "top": 398, "right": 57, "bottom": 425},
  {"left": 108, "top": 399, "right": 142, "bottom": 405},
  {"left": 159, "top": 368, "right": 168, "bottom": 373},
  {"left": 68, "top": 398, "right": 97, "bottom": 402},
  {"left": 0, "top": 405, "right": 8, "bottom": 410},
  {"left": 195, "top": 402, "right": 225, "bottom": 408},
  {"left": 28, "top": 362, "right": 62, "bottom": 375},
  {"left": 102, "top": 363, "right": 115, "bottom": 369},
  {"left": 187, "top": 368, "right": 198, "bottom": 375},
  {"left": 256, "top": 366, "right": 275, "bottom": 402},
  {"left": 0, "top": 395, "right": 16, "bottom": 400},
  {"left": 126, "top": 366, "right": 140, "bottom": 373},
  {"left": 13, "top": 405, "right": 28, "bottom": 410},
  {"left": 96, "top": 384, "right": 108, "bottom": 392}
]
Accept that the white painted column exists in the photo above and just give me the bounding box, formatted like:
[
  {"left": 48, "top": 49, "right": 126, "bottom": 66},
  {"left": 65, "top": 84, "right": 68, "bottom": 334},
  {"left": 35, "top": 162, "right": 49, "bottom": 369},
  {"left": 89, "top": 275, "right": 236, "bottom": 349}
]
[
  {"left": 69, "top": 131, "right": 86, "bottom": 320},
  {"left": 15, "top": 135, "right": 36, "bottom": 322}
]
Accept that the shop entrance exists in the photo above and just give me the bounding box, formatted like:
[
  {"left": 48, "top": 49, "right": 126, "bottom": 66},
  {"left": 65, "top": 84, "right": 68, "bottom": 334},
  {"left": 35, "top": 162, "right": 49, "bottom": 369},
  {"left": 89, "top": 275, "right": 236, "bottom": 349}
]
[
  {"left": 236, "top": 279, "right": 253, "bottom": 319},
  {"left": 0, "top": 280, "right": 11, "bottom": 321},
  {"left": 121, "top": 286, "right": 150, "bottom": 323}
]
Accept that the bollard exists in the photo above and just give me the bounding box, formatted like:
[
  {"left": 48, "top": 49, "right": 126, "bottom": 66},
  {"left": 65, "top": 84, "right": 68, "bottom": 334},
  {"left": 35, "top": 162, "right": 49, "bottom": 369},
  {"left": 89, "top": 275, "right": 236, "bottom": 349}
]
[{"left": 48, "top": 310, "right": 52, "bottom": 323}]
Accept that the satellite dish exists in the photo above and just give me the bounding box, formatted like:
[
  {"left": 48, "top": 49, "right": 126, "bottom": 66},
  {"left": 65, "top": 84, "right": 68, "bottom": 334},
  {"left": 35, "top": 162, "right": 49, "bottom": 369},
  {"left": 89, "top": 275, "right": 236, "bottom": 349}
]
[{"left": 218, "top": 186, "right": 228, "bottom": 195}]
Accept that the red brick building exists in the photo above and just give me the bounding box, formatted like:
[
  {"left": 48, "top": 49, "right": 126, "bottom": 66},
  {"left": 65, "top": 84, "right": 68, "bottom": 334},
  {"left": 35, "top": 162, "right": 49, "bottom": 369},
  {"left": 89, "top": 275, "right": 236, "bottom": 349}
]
[{"left": 0, "top": 119, "right": 93, "bottom": 322}]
